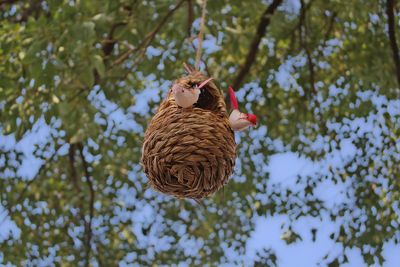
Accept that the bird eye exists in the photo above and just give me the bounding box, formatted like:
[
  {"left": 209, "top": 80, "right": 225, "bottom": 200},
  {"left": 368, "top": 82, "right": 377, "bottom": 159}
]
[{"left": 188, "top": 82, "right": 198, "bottom": 88}]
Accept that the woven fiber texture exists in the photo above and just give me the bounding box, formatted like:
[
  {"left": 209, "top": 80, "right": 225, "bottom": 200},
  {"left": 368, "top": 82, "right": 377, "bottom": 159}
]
[{"left": 141, "top": 71, "right": 236, "bottom": 199}]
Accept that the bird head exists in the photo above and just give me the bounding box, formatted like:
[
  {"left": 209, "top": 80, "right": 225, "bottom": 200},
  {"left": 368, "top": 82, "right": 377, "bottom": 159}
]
[
  {"left": 179, "top": 62, "right": 213, "bottom": 89},
  {"left": 173, "top": 76, "right": 213, "bottom": 91},
  {"left": 172, "top": 72, "right": 216, "bottom": 110},
  {"left": 172, "top": 71, "right": 214, "bottom": 108}
]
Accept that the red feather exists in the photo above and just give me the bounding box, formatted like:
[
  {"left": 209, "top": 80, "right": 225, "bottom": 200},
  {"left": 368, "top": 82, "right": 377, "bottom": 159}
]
[{"left": 229, "top": 86, "right": 239, "bottom": 110}]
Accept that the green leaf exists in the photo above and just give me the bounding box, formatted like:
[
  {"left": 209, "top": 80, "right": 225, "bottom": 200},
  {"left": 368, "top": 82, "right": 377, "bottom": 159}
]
[
  {"left": 92, "top": 55, "right": 105, "bottom": 77},
  {"left": 80, "top": 67, "right": 94, "bottom": 87}
]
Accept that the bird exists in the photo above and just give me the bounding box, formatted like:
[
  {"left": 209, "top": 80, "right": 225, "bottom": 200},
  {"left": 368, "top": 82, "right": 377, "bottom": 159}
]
[
  {"left": 228, "top": 86, "right": 257, "bottom": 131},
  {"left": 172, "top": 76, "right": 213, "bottom": 108}
]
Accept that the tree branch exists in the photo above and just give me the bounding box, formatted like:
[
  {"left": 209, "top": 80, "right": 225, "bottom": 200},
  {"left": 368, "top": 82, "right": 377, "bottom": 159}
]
[
  {"left": 112, "top": 0, "right": 186, "bottom": 67},
  {"left": 4, "top": 0, "right": 42, "bottom": 23},
  {"left": 102, "top": 22, "right": 128, "bottom": 57},
  {"left": 323, "top": 11, "right": 337, "bottom": 43},
  {"left": 231, "top": 0, "right": 283, "bottom": 90},
  {"left": 1, "top": 144, "right": 62, "bottom": 229},
  {"left": 386, "top": 0, "right": 400, "bottom": 87},
  {"left": 13, "top": 145, "right": 61, "bottom": 208},
  {"left": 0, "top": 0, "right": 19, "bottom": 4},
  {"left": 68, "top": 143, "right": 81, "bottom": 193},
  {"left": 78, "top": 143, "right": 95, "bottom": 267},
  {"left": 299, "top": 0, "right": 316, "bottom": 97}
]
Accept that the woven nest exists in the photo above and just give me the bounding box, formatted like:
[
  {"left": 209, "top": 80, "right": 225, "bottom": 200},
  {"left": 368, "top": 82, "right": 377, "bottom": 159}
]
[{"left": 141, "top": 71, "right": 236, "bottom": 199}]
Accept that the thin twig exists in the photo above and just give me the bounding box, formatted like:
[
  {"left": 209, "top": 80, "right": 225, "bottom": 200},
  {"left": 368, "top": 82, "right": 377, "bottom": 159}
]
[
  {"left": 195, "top": 0, "right": 208, "bottom": 70},
  {"left": 204, "top": 60, "right": 211, "bottom": 77},
  {"left": 112, "top": 0, "right": 186, "bottom": 67},
  {"left": 323, "top": 12, "right": 337, "bottom": 44},
  {"left": 0, "top": 0, "right": 20, "bottom": 4},
  {"left": 231, "top": 0, "right": 283, "bottom": 90},
  {"left": 284, "top": 0, "right": 315, "bottom": 55},
  {"left": 66, "top": 87, "right": 87, "bottom": 102},
  {"left": 226, "top": 0, "right": 283, "bottom": 108},
  {"left": 13, "top": 0, "right": 41, "bottom": 23},
  {"left": 299, "top": 0, "right": 316, "bottom": 97},
  {"left": 68, "top": 143, "right": 81, "bottom": 192},
  {"left": 1, "top": 144, "right": 61, "bottom": 227},
  {"left": 78, "top": 143, "right": 95, "bottom": 267},
  {"left": 12, "top": 145, "right": 61, "bottom": 207},
  {"left": 386, "top": 0, "right": 400, "bottom": 87},
  {"left": 102, "top": 22, "right": 127, "bottom": 57},
  {"left": 187, "top": 0, "right": 194, "bottom": 37},
  {"left": 315, "top": 11, "right": 336, "bottom": 60}
]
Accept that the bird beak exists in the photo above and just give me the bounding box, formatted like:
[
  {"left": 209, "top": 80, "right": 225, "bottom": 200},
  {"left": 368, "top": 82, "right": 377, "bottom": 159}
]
[
  {"left": 246, "top": 114, "right": 257, "bottom": 126},
  {"left": 197, "top": 77, "right": 213, "bottom": 89}
]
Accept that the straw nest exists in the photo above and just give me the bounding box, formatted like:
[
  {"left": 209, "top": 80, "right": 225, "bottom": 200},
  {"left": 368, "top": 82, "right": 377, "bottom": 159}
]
[{"left": 141, "top": 71, "right": 236, "bottom": 199}]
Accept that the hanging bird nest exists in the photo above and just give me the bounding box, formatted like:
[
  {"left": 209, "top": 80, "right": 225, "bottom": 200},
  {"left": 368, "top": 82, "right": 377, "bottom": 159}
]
[{"left": 141, "top": 69, "right": 236, "bottom": 199}]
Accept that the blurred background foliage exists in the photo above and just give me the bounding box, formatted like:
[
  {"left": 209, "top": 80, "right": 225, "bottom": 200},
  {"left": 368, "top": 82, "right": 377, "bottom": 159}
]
[{"left": 0, "top": 0, "right": 399, "bottom": 266}]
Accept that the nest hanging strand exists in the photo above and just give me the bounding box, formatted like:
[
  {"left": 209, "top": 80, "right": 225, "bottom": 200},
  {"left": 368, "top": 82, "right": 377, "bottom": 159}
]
[{"left": 195, "top": 0, "right": 207, "bottom": 70}]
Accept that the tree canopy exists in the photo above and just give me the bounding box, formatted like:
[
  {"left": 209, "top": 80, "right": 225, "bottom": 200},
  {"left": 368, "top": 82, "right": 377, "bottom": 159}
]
[{"left": 1, "top": 0, "right": 399, "bottom": 266}]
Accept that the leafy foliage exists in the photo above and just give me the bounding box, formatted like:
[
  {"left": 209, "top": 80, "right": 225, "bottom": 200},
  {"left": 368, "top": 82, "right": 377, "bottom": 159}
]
[{"left": 0, "top": 0, "right": 399, "bottom": 266}]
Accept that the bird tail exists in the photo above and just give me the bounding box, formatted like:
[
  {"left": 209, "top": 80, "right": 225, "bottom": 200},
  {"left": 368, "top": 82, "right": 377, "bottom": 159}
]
[
  {"left": 183, "top": 62, "right": 195, "bottom": 74},
  {"left": 229, "top": 86, "right": 239, "bottom": 110}
]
